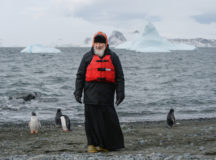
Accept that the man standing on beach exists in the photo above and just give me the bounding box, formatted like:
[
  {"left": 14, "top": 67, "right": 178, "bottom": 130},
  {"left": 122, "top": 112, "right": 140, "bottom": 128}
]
[{"left": 74, "top": 31, "right": 125, "bottom": 153}]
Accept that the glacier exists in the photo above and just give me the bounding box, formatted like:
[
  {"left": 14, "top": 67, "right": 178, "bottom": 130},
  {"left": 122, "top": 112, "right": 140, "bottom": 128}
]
[
  {"left": 116, "top": 23, "right": 195, "bottom": 52},
  {"left": 20, "top": 44, "right": 61, "bottom": 53}
]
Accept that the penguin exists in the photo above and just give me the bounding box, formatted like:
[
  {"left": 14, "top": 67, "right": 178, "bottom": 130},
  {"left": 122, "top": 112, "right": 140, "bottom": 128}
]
[
  {"left": 60, "top": 115, "right": 71, "bottom": 132},
  {"left": 55, "top": 109, "right": 70, "bottom": 131},
  {"left": 167, "top": 108, "right": 175, "bottom": 128},
  {"left": 55, "top": 109, "right": 62, "bottom": 128},
  {"left": 29, "top": 112, "right": 41, "bottom": 134}
]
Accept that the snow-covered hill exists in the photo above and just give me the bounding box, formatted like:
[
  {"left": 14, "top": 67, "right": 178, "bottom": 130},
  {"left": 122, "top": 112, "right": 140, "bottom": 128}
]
[
  {"left": 168, "top": 38, "right": 216, "bottom": 48},
  {"left": 108, "top": 31, "right": 127, "bottom": 47}
]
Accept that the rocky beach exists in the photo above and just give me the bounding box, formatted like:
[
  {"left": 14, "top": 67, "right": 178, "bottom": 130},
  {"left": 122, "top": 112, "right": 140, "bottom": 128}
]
[{"left": 1, "top": 118, "right": 216, "bottom": 160}]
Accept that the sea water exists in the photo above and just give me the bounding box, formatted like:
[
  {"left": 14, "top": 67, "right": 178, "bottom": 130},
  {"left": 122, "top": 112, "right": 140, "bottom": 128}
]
[{"left": 0, "top": 47, "right": 216, "bottom": 123}]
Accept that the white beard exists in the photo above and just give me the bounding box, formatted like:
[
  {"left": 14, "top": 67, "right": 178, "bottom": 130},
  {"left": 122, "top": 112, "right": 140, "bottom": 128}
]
[{"left": 94, "top": 48, "right": 105, "bottom": 57}]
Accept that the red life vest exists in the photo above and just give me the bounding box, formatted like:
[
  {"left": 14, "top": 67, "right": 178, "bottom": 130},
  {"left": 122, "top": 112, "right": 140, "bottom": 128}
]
[{"left": 85, "top": 55, "right": 115, "bottom": 83}]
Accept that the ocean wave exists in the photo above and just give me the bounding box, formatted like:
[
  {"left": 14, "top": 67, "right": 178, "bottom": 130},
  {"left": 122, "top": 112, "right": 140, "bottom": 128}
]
[{"left": 1, "top": 47, "right": 216, "bottom": 122}]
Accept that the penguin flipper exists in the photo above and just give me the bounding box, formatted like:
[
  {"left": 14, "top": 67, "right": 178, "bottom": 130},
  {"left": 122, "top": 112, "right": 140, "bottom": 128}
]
[
  {"left": 38, "top": 120, "right": 41, "bottom": 128},
  {"left": 65, "top": 115, "right": 71, "bottom": 131},
  {"left": 67, "top": 119, "right": 71, "bottom": 131}
]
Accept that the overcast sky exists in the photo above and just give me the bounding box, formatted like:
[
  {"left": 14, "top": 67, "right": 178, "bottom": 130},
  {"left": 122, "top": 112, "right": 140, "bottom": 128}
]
[{"left": 0, "top": 0, "right": 216, "bottom": 46}]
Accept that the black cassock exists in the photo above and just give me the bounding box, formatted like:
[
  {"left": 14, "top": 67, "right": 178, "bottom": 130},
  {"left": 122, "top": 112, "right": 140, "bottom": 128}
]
[
  {"left": 85, "top": 104, "right": 124, "bottom": 150},
  {"left": 74, "top": 47, "right": 125, "bottom": 150}
]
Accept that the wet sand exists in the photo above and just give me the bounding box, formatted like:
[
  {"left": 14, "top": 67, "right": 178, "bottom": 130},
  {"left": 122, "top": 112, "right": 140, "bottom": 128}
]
[{"left": 1, "top": 118, "right": 216, "bottom": 159}]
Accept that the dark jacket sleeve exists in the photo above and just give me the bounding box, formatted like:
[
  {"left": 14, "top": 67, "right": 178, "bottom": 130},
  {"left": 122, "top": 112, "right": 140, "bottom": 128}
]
[
  {"left": 111, "top": 52, "right": 125, "bottom": 99},
  {"left": 74, "top": 54, "right": 88, "bottom": 98}
]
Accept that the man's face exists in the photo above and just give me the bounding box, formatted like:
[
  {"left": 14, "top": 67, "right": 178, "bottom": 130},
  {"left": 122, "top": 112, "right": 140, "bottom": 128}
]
[
  {"left": 94, "top": 42, "right": 106, "bottom": 50},
  {"left": 94, "top": 42, "right": 106, "bottom": 57}
]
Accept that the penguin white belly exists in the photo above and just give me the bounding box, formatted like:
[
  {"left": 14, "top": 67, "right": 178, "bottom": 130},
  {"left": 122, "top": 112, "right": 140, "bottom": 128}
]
[
  {"left": 29, "top": 117, "right": 41, "bottom": 131},
  {"left": 60, "top": 116, "right": 68, "bottom": 131}
]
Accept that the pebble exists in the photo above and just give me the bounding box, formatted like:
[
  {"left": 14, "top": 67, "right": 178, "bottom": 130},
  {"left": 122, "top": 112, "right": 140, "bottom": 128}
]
[
  {"left": 166, "top": 146, "right": 173, "bottom": 150},
  {"left": 138, "top": 139, "right": 145, "bottom": 145},
  {"left": 199, "top": 146, "right": 205, "bottom": 151},
  {"left": 0, "top": 152, "right": 214, "bottom": 160}
]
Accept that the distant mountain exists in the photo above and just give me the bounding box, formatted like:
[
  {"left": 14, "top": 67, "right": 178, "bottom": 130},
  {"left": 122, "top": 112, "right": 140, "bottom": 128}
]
[
  {"left": 84, "top": 37, "right": 91, "bottom": 46},
  {"left": 168, "top": 38, "right": 216, "bottom": 48},
  {"left": 132, "top": 30, "right": 140, "bottom": 34},
  {"left": 108, "top": 31, "right": 127, "bottom": 47}
]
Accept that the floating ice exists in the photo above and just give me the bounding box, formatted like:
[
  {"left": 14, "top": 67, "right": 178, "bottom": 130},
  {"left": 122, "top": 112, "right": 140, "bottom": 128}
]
[
  {"left": 21, "top": 44, "right": 61, "bottom": 53},
  {"left": 116, "top": 23, "right": 195, "bottom": 52}
]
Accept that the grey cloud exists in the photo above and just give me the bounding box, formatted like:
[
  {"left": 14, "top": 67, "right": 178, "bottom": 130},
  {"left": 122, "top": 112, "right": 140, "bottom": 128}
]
[{"left": 72, "top": 1, "right": 161, "bottom": 23}]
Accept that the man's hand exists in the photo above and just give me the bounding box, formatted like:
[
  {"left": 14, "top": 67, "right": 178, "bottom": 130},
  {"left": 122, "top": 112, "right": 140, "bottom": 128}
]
[
  {"left": 115, "top": 96, "right": 124, "bottom": 106},
  {"left": 75, "top": 96, "right": 82, "bottom": 104}
]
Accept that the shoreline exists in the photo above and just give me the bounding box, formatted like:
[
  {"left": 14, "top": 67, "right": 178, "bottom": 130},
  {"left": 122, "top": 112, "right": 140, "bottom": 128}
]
[
  {"left": 1, "top": 118, "right": 216, "bottom": 159},
  {"left": 1, "top": 117, "right": 215, "bottom": 126}
]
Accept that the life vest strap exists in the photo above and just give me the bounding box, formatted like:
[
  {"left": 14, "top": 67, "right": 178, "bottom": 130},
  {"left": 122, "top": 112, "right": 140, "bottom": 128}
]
[
  {"left": 96, "top": 60, "right": 109, "bottom": 62},
  {"left": 98, "top": 68, "right": 112, "bottom": 71},
  {"left": 98, "top": 77, "right": 106, "bottom": 81}
]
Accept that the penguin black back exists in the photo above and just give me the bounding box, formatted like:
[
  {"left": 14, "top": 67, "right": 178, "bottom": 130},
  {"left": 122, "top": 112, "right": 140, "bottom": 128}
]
[
  {"left": 55, "top": 109, "right": 62, "bottom": 127},
  {"left": 62, "top": 115, "right": 71, "bottom": 131},
  {"left": 167, "top": 109, "right": 175, "bottom": 128}
]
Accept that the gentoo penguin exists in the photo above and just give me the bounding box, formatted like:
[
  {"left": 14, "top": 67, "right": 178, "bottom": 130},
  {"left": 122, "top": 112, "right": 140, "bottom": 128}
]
[
  {"left": 55, "top": 109, "right": 70, "bottom": 131},
  {"left": 167, "top": 108, "right": 175, "bottom": 128},
  {"left": 29, "top": 112, "right": 41, "bottom": 134}
]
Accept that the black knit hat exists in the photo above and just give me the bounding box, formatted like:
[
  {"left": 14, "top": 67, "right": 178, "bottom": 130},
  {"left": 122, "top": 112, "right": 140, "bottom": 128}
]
[{"left": 94, "top": 35, "right": 106, "bottom": 44}]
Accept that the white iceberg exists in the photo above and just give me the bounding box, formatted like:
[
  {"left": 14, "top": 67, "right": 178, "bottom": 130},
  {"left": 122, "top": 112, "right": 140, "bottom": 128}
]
[
  {"left": 116, "top": 23, "right": 195, "bottom": 52},
  {"left": 21, "top": 44, "right": 61, "bottom": 53}
]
